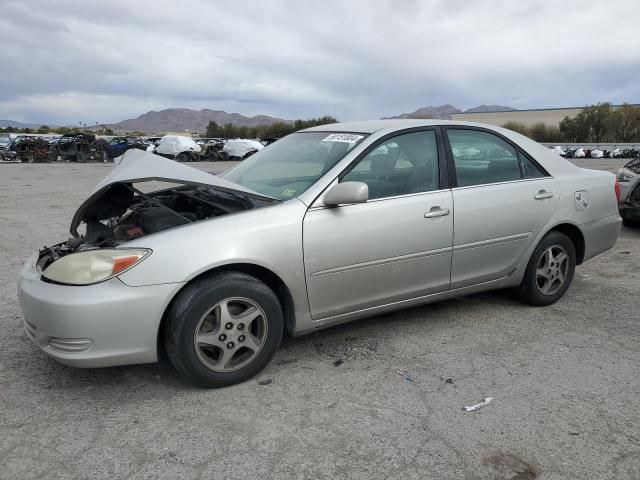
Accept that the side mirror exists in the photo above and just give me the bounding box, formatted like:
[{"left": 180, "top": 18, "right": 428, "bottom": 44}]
[{"left": 324, "top": 181, "right": 369, "bottom": 206}]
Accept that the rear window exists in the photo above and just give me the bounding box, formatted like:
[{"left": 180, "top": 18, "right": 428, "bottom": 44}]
[{"left": 447, "top": 129, "right": 546, "bottom": 186}]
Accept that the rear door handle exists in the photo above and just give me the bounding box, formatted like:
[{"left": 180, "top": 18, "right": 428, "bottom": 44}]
[
  {"left": 534, "top": 190, "right": 554, "bottom": 200},
  {"left": 424, "top": 206, "right": 450, "bottom": 218}
]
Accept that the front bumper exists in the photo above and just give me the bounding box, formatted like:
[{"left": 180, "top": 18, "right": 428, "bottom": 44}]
[{"left": 17, "top": 252, "right": 182, "bottom": 368}]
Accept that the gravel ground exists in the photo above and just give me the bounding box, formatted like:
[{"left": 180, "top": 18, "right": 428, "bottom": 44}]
[{"left": 1, "top": 159, "right": 639, "bottom": 480}]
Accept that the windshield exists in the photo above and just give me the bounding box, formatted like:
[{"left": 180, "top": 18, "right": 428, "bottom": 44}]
[{"left": 222, "top": 132, "right": 367, "bottom": 200}]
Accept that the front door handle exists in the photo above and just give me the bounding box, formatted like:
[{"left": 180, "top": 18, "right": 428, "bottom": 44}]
[
  {"left": 424, "top": 206, "right": 450, "bottom": 218},
  {"left": 534, "top": 190, "right": 554, "bottom": 200}
]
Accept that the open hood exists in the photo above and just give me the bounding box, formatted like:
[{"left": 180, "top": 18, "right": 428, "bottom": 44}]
[
  {"left": 94, "top": 148, "right": 258, "bottom": 194},
  {"left": 70, "top": 148, "right": 274, "bottom": 237}
]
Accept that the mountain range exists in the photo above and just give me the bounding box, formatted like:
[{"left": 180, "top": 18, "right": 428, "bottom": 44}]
[
  {"left": 2, "top": 104, "right": 516, "bottom": 133},
  {"left": 383, "top": 104, "right": 516, "bottom": 120},
  {"left": 0, "top": 119, "right": 57, "bottom": 129},
  {"left": 105, "top": 108, "right": 288, "bottom": 133}
]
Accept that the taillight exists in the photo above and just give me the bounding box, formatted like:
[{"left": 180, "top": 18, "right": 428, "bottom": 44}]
[{"left": 615, "top": 177, "right": 621, "bottom": 203}]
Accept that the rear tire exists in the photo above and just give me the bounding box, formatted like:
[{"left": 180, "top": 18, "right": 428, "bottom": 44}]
[
  {"left": 177, "top": 152, "right": 188, "bottom": 162},
  {"left": 164, "top": 272, "right": 283, "bottom": 388},
  {"left": 622, "top": 218, "right": 640, "bottom": 228},
  {"left": 515, "top": 231, "right": 576, "bottom": 306}
]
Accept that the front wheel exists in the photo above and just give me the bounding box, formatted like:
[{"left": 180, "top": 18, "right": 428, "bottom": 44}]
[
  {"left": 164, "top": 272, "right": 283, "bottom": 388},
  {"left": 514, "top": 231, "right": 576, "bottom": 306}
]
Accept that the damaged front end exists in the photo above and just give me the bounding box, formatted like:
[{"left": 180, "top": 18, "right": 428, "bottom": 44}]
[{"left": 38, "top": 149, "right": 277, "bottom": 277}]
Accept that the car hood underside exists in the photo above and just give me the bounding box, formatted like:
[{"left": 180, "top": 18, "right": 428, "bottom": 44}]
[{"left": 70, "top": 148, "right": 272, "bottom": 236}]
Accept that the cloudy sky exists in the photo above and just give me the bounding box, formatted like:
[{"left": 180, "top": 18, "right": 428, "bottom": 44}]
[{"left": 1, "top": 0, "right": 639, "bottom": 125}]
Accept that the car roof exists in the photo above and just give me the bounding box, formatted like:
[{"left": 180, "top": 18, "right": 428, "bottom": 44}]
[
  {"left": 300, "top": 119, "right": 499, "bottom": 134},
  {"left": 301, "top": 119, "right": 585, "bottom": 177}
]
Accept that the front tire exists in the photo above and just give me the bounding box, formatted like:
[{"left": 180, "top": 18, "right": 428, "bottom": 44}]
[
  {"left": 515, "top": 231, "right": 576, "bottom": 306},
  {"left": 164, "top": 272, "right": 283, "bottom": 388}
]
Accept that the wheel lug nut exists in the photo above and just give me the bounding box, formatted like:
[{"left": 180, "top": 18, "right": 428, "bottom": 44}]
[
  {"left": 219, "top": 334, "right": 227, "bottom": 341},
  {"left": 238, "top": 335, "right": 245, "bottom": 342},
  {"left": 225, "top": 322, "right": 233, "bottom": 330},
  {"left": 227, "top": 342, "right": 235, "bottom": 349},
  {"left": 237, "top": 323, "right": 244, "bottom": 330}
]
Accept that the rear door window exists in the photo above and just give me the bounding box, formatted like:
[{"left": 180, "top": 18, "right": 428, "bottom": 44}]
[{"left": 447, "top": 129, "right": 521, "bottom": 187}]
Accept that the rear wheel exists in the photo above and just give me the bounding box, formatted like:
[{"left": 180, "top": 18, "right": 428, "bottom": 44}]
[
  {"left": 177, "top": 152, "right": 188, "bottom": 162},
  {"left": 622, "top": 218, "right": 640, "bottom": 228},
  {"left": 164, "top": 272, "right": 283, "bottom": 388},
  {"left": 515, "top": 231, "right": 576, "bottom": 306}
]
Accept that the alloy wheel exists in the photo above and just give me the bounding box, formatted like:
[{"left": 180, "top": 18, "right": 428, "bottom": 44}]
[
  {"left": 193, "top": 297, "right": 268, "bottom": 372},
  {"left": 535, "top": 245, "right": 569, "bottom": 296}
]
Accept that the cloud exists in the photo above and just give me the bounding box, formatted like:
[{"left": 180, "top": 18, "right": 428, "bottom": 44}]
[{"left": 1, "top": 0, "right": 639, "bottom": 124}]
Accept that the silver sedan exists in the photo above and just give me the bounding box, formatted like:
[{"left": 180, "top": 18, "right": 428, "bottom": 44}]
[{"left": 18, "top": 120, "right": 622, "bottom": 387}]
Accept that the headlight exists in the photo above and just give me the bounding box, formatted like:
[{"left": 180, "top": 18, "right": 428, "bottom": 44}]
[
  {"left": 617, "top": 170, "right": 634, "bottom": 182},
  {"left": 42, "top": 248, "right": 151, "bottom": 285}
]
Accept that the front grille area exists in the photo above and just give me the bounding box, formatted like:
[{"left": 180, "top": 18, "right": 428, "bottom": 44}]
[{"left": 47, "top": 337, "right": 93, "bottom": 353}]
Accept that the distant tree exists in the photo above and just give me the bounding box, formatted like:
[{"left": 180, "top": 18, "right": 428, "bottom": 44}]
[
  {"left": 528, "top": 123, "right": 556, "bottom": 142},
  {"left": 206, "top": 121, "right": 221, "bottom": 138},
  {"left": 36, "top": 125, "right": 50, "bottom": 134},
  {"left": 609, "top": 103, "right": 640, "bottom": 142},
  {"left": 222, "top": 123, "right": 235, "bottom": 139},
  {"left": 559, "top": 116, "right": 582, "bottom": 143},
  {"left": 203, "top": 116, "right": 338, "bottom": 139},
  {"left": 501, "top": 121, "right": 529, "bottom": 135},
  {"left": 545, "top": 126, "right": 562, "bottom": 142},
  {"left": 581, "top": 103, "right": 612, "bottom": 141},
  {"left": 103, "top": 128, "right": 114, "bottom": 135}
]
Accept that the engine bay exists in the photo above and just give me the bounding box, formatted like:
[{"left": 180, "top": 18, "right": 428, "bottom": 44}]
[{"left": 37, "top": 182, "right": 275, "bottom": 272}]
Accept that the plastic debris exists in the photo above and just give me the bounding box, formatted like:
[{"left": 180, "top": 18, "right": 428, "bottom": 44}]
[
  {"left": 257, "top": 378, "right": 273, "bottom": 385},
  {"left": 464, "top": 397, "right": 493, "bottom": 412},
  {"left": 396, "top": 370, "right": 415, "bottom": 382}
]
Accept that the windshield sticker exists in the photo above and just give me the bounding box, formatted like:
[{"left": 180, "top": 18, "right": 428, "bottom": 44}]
[
  {"left": 322, "top": 133, "right": 364, "bottom": 144},
  {"left": 281, "top": 188, "right": 297, "bottom": 197}
]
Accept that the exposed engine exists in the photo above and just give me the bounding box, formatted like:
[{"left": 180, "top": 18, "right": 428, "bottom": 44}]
[{"left": 37, "top": 182, "right": 273, "bottom": 272}]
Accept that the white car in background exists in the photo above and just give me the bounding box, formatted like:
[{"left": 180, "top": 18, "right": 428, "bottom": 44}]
[
  {"left": 154, "top": 135, "right": 201, "bottom": 162},
  {"left": 222, "top": 139, "right": 264, "bottom": 160}
]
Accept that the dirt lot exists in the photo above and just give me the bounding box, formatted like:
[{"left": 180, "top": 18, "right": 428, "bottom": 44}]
[{"left": 1, "top": 159, "right": 639, "bottom": 479}]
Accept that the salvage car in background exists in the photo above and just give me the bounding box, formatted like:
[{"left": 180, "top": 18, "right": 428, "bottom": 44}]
[
  {"left": 617, "top": 158, "right": 640, "bottom": 226},
  {"left": 18, "top": 120, "right": 621, "bottom": 388},
  {"left": 105, "top": 137, "right": 134, "bottom": 160},
  {"left": 154, "top": 135, "right": 201, "bottom": 162},
  {"left": 50, "top": 133, "right": 103, "bottom": 162},
  {"left": 222, "top": 138, "right": 264, "bottom": 160},
  {"left": 105, "top": 137, "right": 148, "bottom": 160},
  {"left": 14, "top": 136, "right": 51, "bottom": 163},
  {"left": 195, "top": 138, "right": 225, "bottom": 161}
]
